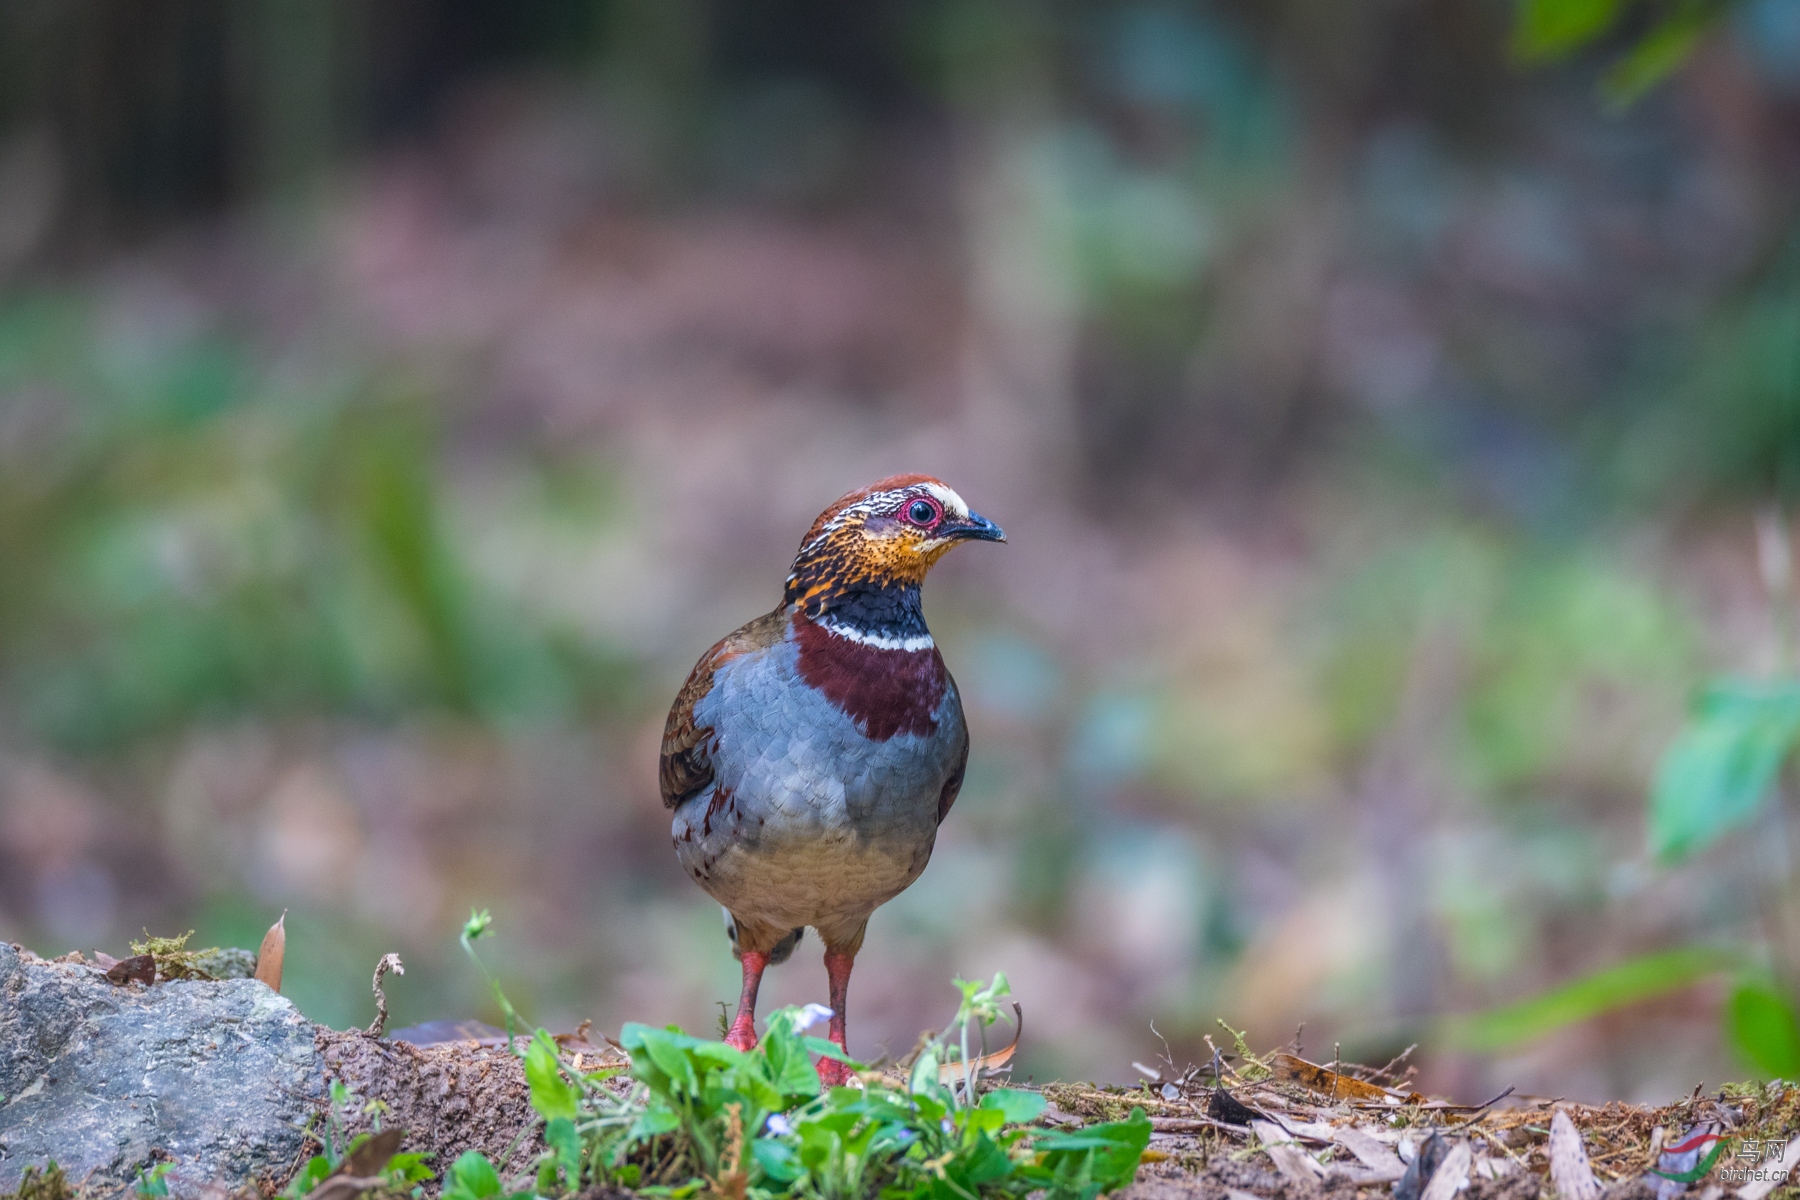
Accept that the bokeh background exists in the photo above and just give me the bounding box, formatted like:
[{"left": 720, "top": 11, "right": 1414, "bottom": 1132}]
[{"left": 2, "top": 0, "right": 1799, "bottom": 1105}]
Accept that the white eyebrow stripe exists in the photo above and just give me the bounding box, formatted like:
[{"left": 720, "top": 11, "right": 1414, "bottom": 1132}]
[{"left": 922, "top": 482, "right": 969, "bottom": 518}]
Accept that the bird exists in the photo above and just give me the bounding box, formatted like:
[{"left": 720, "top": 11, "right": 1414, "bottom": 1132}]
[{"left": 660, "top": 474, "right": 1004, "bottom": 1086}]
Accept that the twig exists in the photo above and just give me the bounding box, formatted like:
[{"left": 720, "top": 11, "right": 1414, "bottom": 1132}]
[
  {"left": 365, "top": 953, "right": 404, "bottom": 1038},
  {"left": 1149, "top": 1019, "right": 1179, "bottom": 1079},
  {"left": 1370, "top": 1043, "right": 1418, "bottom": 1085},
  {"left": 1444, "top": 1086, "right": 1517, "bottom": 1131},
  {"left": 1471, "top": 1123, "right": 1531, "bottom": 1169}
]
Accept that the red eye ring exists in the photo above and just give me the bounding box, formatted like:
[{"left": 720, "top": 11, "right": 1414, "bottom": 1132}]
[{"left": 904, "top": 497, "right": 941, "bottom": 527}]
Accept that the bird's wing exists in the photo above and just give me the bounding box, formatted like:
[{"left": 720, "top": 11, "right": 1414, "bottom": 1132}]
[
  {"left": 660, "top": 607, "right": 789, "bottom": 810},
  {"left": 937, "top": 670, "right": 969, "bottom": 825}
]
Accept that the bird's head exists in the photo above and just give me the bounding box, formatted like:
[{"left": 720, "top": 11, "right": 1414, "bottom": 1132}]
[{"left": 784, "top": 474, "right": 1004, "bottom": 618}]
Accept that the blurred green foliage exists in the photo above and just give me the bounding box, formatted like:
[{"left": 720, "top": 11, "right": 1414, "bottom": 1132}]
[
  {"left": 0, "top": 298, "right": 621, "bottom": 754},
  {"left": 0, "top": 0, "right": 1797, "bottom": 1092},
  {"left": 1726, "top": 981, "right": 1800, "bottom": 1078},
  {"left": 1513, "top": 0, "right": 1736, "bottom": 105},
  {"left": 1440, "top": 945, "right": 1739, "bottom": 1052},
  {"left": 1650, "top": 680, "right": 1800, "bottom": 863}
]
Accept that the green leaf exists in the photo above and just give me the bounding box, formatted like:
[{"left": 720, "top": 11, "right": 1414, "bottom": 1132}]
[
  {"left": 1027, "top": 1108, "right": 1152, "bottom": 1197},
  {"left": 1512, "top": 0, "right": 1629, "bottom": 60},
  {"left": 623, "top": 1024, "right": 702, "bottom": 1096},
  {"left": 751, "top": 1139, "right": 802, "bottom": 1183},
  {"left": 525, "top": 1030, "right": 579, "bottom": 1122},
  {"left": 1439, "top": 945, "right": 1740, "bottom": 1051},
  {"left": 760, "top": 1012, "right": 823, "bottom": 1097},
  {"left": 1650, "top": 679, "right": 1800, "bottom": 862},
  {"left": 282, "top": 1156, "right": 332, "bottom": 1200},
  {"left": 981, "top": 1088, "right": 1048, "bottom": 1124},
  {"left": 1726, "top": 981, "right": 1800, "bottom": 1077},
  {"left": 909, "top": 1045, "right": 941, "bottom": 1098},
  {"left": 1601, "top": 0, "right": 1721, "bottom": 107},
  {"left": 136, "top": 1163, "right": 172, "bottom": 1198},
  {"left": 441, "top": 1151, "right": 502, "bottom": 1200},
  {"left": 628, "top": 1106, "right": 681, "bottom": 1140},
  {"left": 381, "top": 1152, "right": 434, "bottom": 1186}
]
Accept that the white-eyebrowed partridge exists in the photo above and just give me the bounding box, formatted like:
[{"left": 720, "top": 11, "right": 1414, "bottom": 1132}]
[{"left": 660, "top": 475, "right": 1004, "bottom": 1085}]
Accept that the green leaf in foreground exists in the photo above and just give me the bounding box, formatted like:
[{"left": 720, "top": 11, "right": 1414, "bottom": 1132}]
[
  {"left": 1650, "top": 679, "right": 1800, "bottom": 863},
  {"left": 1727, "top": 980, "right": 1800, "bottom": 1078},
  {"left": 1023, "top": 1109, "right": 1152, "bottom": 1200},
  {"left": 982, "top": 1088, "right": 1049, "bottom": 1125},
  {"left": 1439, "top": 945, "right": 1739, "bottom": 1051},
  {"left": 440, "top": 1151, "right": 503, "bottom": 1200},
  {"left": 525, "top": 1030, "right": 580, "bottom": 1122}
]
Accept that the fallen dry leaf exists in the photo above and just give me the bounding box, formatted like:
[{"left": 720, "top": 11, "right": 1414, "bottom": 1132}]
[
  {"left": 306, "top": 1128, "right": 406, "bottom": 1200},
  {"left": 338, "top": 1128, "right": 404, "bottom": 1179},
  {"left": 254, "top": 910, "right": 286, "bottom": 993},
  {"left": 1418, "top": 1142, "right": 1472, "bottom": 1200},
  {"left": 1329, "top": 1123, "right": 1406, "bottom": 1179},
  {"left": 1396, "top": 1132, "right": 1449, "bottom": 1200},
  {"left": 105, "top": 954, "right": 155, "bottom": 985},
  {"left": 1271, "top": 1053, "right": 1415, "bottom": 1103},
  {"left": 1549, "top": 1110, "right": 1601, "bottom": 1200},
  {"left": 1252, "top": 1119, "right": 1326, "bottom": 1183},
  {"left": 937, "top": 1003, "right": 1022, "bottom": 1086}
]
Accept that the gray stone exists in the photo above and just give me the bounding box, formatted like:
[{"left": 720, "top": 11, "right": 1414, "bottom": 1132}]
[
  {"left": 0, "top": 942, "right": 324, "bottom": 1196},
  {"left": 170, "top": 947, "right": 259, "bottom": 981}
]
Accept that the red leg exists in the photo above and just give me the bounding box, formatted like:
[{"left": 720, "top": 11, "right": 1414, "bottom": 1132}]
[
  {"left": 817, "top": 950, "right": 856, "bottom": 1086},
  {"left": 724, "top": 950, "right": 769, "bottom": 1051}
]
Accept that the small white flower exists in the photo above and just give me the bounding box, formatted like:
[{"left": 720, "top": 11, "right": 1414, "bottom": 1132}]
[
  {"left": 789, "top": 1003, "right": 834, "bottom": 1033},
  {"left": 765, "top": 1113, "right": 794, "bottom": 1136}
]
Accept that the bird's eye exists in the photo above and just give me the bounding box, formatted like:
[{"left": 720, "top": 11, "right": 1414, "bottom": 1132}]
[{"left": 906, "top": 499, "right": 939, "bottom": 526}]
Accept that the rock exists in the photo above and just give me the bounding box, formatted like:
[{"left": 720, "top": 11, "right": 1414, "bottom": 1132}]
[
  {"left": 0, "top": 942, "right": 322, "bottom": 1197},
  {"left": 166, "top": 947, "right": 259, "bottom": 981},
  {"left": 0, "top": 943, "right": 542, "bottom": 1197}
]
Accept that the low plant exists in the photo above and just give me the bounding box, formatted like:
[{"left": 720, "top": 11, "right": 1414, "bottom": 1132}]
[
  {"left": 284, "top": 1081, "right": 433, "bottom": 1200},
  {"left": 443, "top": 911, "right": 1149, "bottom": 1200},
  {"left": 0, "top": 1163, "right": 73, "bottom": 1200}
]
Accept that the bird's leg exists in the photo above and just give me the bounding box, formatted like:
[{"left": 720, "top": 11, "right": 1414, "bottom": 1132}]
[
  {"left": 817, "top": 949, "right": 856, "bottom": 1087},
  {"left": 725, "top": 949, "right": 770, "bottom": 1051}
]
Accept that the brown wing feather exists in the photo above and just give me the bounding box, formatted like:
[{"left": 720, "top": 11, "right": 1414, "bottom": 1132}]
[{"left": 659, "top": 607, "right": 790, "bottom": 810}]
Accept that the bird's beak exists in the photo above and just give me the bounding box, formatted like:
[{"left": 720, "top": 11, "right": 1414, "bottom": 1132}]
[{"left": 945, "top": 511, "right": 1005, "bottom": 543}]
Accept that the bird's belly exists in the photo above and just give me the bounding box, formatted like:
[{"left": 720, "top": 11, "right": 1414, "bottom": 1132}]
[
  {"left": 671, "top": 740, "right": 947, "bottom": 928},
  {"left": 679, "top": 823, "right": 935, "bottom": 931}
]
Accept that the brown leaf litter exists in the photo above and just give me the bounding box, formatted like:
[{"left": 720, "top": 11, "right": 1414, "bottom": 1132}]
[{"left": 1041, "top": 1040, "right": 1800, "bottom": 1200}]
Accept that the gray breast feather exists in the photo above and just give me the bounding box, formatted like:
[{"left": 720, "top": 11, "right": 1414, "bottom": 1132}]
[{"left": 670, "top": 634, "right": 966, "bottom": 927}]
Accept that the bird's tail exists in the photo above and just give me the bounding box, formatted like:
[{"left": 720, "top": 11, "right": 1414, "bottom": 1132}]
[{"left": 724, "top": 909, "right": 805, "bottom": 965}]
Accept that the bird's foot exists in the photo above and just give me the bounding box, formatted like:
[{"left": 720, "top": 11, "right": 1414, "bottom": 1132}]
[
  {"left": 816, "top": 1054, "right": 855, "bottom": 1088},
  {"left": 723, "top": 1022, "right": 758, "bottom": 1052}
]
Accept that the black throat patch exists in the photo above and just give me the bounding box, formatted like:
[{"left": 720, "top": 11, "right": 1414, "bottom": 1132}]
[{"left": 787, "top": 574, "right": 929, "bottom": 644}]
